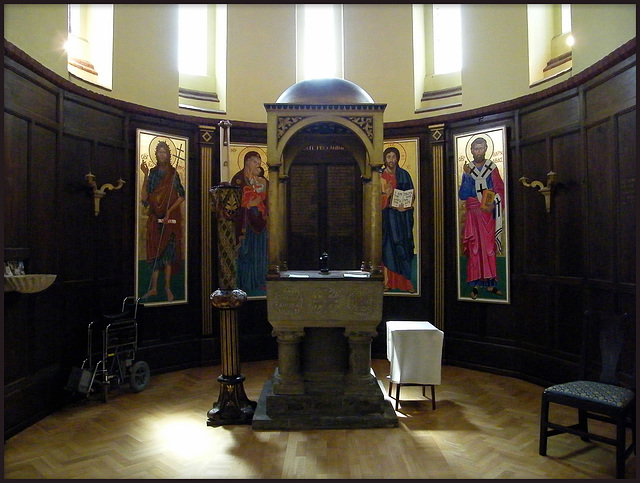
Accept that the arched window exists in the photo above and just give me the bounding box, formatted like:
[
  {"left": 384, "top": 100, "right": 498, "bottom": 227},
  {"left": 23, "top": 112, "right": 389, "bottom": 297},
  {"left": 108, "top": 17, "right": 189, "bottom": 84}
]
[
  {"left": 296, "top": 4, "right": 344, "bottom": 81},
  {"left": 178, "top": 4, "right": 227, "bottom": 113},
  {"left": 413, "top": 4, "right": 462, "bottom": 113},
  {"left": 66, "top": 4, "right": 113, "bottom": 90},
  {"left": 527, "top": 4, "right": 573, "bottom": 86}
]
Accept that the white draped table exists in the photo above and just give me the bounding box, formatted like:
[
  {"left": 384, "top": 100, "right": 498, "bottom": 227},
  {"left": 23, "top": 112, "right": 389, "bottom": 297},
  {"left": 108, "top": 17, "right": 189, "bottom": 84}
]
[{"left": 386, "top": 321, "right": 444, "bottom": 409}]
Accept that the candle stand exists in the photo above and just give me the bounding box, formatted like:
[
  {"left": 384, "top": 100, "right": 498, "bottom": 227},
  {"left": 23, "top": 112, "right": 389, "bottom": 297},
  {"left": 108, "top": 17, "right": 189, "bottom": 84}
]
[{"left": 207, "top": 184, "right": 256, "bottom": 426}]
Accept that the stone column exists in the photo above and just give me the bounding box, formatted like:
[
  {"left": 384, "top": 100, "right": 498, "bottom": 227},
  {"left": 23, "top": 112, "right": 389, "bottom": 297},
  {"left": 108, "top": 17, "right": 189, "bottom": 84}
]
[
  {"left": 272, "top": 329, "right": 305, "bottom": 394},
  {"left": 345, "top": 330, "right": 378, "bottom": 386},
  {"left": 369, "top": 166, "right": 383, "bottom": 275},
  {"left": 278, "top": 175, "right": 289, "bottom": 271},
  {"left": 267, "top": 164, "right": 281, "bottom": 275},
  {"left": 361, "top": 176, "right": 372, "bottom": 271}
]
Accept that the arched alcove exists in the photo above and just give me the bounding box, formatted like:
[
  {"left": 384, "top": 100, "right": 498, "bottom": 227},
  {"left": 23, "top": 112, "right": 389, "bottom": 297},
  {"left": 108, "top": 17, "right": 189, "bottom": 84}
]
[
  {"left": 283, "top": 121, "right": 365, "bottom": 270},
  {"left": 264, "top": 78, "right": 387, "bottom": 275}
]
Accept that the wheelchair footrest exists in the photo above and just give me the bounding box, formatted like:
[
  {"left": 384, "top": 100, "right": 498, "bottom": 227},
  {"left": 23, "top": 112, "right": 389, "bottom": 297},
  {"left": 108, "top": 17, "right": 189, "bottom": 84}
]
[{"left": 66, "top": 367, "right": 93, "bottom": 394}]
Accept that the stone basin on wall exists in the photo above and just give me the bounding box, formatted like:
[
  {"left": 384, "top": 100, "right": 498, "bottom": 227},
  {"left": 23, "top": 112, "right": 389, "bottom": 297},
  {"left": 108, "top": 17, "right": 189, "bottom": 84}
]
[{"left": 4, "top": 274, "right": 57, "bottom": 293}]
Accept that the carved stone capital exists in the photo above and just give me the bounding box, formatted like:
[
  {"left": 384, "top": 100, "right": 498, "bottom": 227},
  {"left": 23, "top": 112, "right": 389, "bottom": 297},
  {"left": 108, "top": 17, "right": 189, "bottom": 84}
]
[
  {"left": 343, "top": 330, "right": 378, "bottom": 342},
  {"left": 272, "top": 330, "right": 305, "bottom": 343}
]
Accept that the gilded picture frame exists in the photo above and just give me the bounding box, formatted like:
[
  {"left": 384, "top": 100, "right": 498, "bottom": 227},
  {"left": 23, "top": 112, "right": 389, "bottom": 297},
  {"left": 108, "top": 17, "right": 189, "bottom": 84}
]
[
  {"left": 135, "top": 129, "right": 189, "bottom": 306},
  {"left": 382, "top": 138, "right": 420, "bottom": 296},
  {"left": 454, "top": 126, "right": 510, "bottom": 304},
  {"left": 228, "top": 143, "right": 269, "bottom": 300}
]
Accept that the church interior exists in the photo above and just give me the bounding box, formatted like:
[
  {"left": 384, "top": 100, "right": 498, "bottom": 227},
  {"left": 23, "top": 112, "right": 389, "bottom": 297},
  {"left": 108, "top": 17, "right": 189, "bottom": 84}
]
[{"left": 3, "top": 4, "right": 636, "bottom": 479}]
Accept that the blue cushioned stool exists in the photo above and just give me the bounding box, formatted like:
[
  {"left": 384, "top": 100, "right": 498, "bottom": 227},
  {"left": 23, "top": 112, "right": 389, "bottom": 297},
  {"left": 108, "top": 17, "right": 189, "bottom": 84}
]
[{"left": 539, "top": 311, "right": 636, "bottom": 479}]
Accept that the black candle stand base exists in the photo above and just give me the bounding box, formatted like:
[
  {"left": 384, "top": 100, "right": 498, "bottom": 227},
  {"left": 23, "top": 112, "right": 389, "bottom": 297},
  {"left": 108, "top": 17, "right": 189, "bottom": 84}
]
[{"left": 207, "top": 375, "right": 257, "bottom": 426}]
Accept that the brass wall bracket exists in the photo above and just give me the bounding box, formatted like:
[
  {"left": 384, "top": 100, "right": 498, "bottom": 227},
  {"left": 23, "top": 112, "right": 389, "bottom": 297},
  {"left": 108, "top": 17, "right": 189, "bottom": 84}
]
[
  {"left": 520, "top": 171, "right": 556, "bottom": 213},
  {"left": 85, "top": 173, "right": 125, "bottom": 216}
]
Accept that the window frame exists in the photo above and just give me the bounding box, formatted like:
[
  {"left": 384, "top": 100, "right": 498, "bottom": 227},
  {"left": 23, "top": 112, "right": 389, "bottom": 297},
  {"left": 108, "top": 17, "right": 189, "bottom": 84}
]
[
  {"left": 413, "top": 4, "right": 463, "bottom": 114},
  {"left": 178, "top": 4, "right": 227, "bottom": 114},
  {"left": 527, "top": 4, "right": 573, "bottom": 87},
  {"left": 66, "top": 4, "right": 114, "bottom": 91}
]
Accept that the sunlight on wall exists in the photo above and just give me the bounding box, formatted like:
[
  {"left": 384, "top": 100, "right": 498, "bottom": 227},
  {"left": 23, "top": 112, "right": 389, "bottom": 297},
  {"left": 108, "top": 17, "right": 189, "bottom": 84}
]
[
  {"left": 297, "top": 4, "right": 344, "bottom": 80},
  {"left": 65, "top": 4, "right": 113, "bottom": 90},
  {"left": 433, "top": 4, "right": 461, "bottom": 75},
  {"left": 179, "top": 5, "right": 207, "bottom": 76},
  {"left": 177, "top": 4, "right": 227, "bottom": 113}
]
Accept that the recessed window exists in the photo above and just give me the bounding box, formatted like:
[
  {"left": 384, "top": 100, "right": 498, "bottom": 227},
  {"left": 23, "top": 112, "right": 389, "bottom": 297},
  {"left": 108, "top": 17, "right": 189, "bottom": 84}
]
[
  {"left": 413, "top": 4, "right": 462, "bottom": 113},
  {"left": 433, "top": 4, "right": 462, "bottom": 75},
  {"left": 527, "top": 4, "right": 573, "bottom": 86},
  {"left": 561, "top": 4, "right": 572, "bottom": 36},
  {"left": 179, "top": 5, "right": 208, "bottom": 76},
  {"left": 65, "top": 4, "right": 113, "bottom": 90},
  {"left": 296, "top": 4, "right": 344, "bottom": 81},
  {"left": 177, "top": 4, "right": 227, "bottom": 113}
]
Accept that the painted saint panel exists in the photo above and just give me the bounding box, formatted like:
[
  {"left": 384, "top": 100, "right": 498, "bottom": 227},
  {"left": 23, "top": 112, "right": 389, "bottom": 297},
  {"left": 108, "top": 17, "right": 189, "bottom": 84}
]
[
  {"left": 382, "top": 138, "right": 420, "bottom": 296},
  {"left": 135, "top": 129, "right": 188, "bottom": 306},
  {"left": 228, "top": 143, "right": 269, "bottom": 299},
  {"left": 454, "top": 127, "right": 510, "bottom": 304}
]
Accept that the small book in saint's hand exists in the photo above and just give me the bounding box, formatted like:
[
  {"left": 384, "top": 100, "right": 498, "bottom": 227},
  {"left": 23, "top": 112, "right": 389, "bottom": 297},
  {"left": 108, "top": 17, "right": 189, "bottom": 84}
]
[{"left": 480, "top": 189, "right": 495, "bottom": 210}]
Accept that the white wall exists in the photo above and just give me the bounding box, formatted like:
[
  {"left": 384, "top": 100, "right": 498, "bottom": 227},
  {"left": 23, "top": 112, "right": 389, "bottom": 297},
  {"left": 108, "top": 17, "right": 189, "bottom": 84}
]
[
  {"left": 461, "top": 4, "right": 531, "bottom": 110},
  {"left": 4, "top": 4, "right": 636, "bottom": 124},
  {"left": 571, "top": 4, "right": 637, "bottom": 74},
  {"left": 343, "top": 4, "right": 416, "bottom": 122},
  {"left": 4, "top": 4, "right": 68, "bottom": 76},
  {"left": 226, "top": 4, "right": 297, "bottom": 123},
  {"left": 113, "top": 4, "right": 180, "bottom": 115}
]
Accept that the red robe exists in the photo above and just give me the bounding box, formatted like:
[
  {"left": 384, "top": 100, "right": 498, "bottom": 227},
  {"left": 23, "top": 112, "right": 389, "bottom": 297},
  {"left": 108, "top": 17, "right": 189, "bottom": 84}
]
[{"left": 145, "top": 165, "right": 183, "bottom": 273}]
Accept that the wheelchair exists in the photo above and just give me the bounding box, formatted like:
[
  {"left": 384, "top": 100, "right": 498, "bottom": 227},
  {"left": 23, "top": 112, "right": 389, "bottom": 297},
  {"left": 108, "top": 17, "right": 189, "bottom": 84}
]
[{"left": 66, "top": 296, "right": 150, "bottom": 402}]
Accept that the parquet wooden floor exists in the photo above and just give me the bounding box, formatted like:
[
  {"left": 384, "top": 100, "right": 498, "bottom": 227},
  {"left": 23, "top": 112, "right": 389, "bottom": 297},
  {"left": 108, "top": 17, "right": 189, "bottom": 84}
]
[{"left": 3, "top": 359, "right": 636, "bottom": 479}]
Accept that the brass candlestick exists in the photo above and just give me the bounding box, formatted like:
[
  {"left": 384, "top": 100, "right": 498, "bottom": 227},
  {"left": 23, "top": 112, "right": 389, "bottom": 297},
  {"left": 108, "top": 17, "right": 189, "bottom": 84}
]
[{"left": 207, "top": 184, "right": 256, "bottom": 426}]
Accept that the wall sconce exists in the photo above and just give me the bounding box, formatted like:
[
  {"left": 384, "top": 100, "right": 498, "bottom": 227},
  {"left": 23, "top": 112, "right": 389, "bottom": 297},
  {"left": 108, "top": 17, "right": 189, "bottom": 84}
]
[
  {"left": 85, "top": 172, "right": 125, "bottom": 216},
  {"left": 520, "top": 171, "right": 556, "bottom": 213}
]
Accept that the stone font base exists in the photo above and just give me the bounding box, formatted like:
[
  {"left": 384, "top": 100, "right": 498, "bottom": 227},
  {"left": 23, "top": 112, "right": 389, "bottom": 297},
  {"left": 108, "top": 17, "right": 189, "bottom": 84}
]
[{"left": 252, "top": 368, "right": 398, "bottom": 430}]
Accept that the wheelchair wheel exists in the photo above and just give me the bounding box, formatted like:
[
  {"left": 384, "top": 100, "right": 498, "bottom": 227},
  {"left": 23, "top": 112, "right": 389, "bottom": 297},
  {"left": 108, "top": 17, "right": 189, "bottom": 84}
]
[{"left": 129, "top": 360, "right": 150, "bottom": 392}]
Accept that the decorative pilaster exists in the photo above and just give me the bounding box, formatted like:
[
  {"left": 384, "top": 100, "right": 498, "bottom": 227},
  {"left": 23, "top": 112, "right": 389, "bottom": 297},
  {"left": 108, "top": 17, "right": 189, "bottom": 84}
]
[
  {"left": 199, "top": 125, "right": 216, "bottom": 335},
  {"left": 430, "top": 123, "right": 445, "bottom": 331}
]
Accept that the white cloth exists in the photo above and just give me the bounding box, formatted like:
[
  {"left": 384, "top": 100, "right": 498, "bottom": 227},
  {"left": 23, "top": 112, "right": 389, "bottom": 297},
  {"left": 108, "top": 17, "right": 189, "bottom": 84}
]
[{"left": 386, "top": 321, "right": 444, "bottom": 385}]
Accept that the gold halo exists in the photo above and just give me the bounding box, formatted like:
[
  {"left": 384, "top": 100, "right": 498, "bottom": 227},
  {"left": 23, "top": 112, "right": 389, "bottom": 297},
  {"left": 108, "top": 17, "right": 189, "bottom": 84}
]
[
  {"left": 149, "top": 136, "right": 178, "bottom": 166},
  {"left": 383, "top": 143, "right": 408, "bottom": 169},
  {"left": 465, "top": 134, "right": 494, "bottom": 162},
  {"left": 234, "top": 145, "right": 268, "bottom": 176}
]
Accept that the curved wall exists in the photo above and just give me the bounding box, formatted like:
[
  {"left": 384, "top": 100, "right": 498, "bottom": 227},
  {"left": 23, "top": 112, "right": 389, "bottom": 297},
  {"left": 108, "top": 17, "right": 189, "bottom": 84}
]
[
  {"left": 3, "top": 4, "right": 636, "bottom": 123},
  {"left": 3, "top": 37, "right": 636, "bottom": 440}
]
